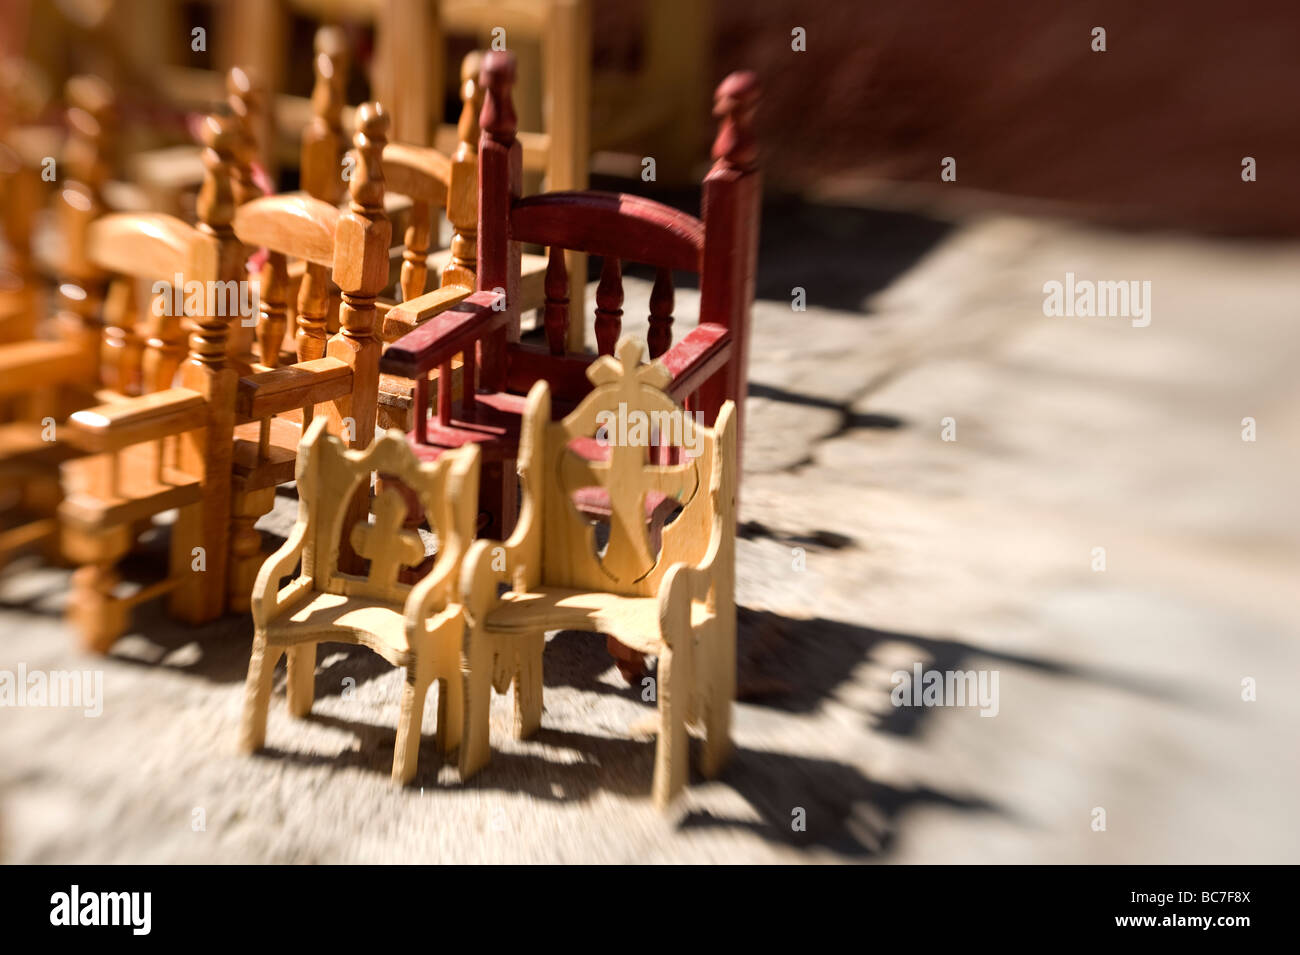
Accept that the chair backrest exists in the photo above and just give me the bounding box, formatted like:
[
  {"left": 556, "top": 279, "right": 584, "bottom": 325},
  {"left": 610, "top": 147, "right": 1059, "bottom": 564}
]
[
  {"left": 232, "top": 102, "right": 391, "bottom": 369},
  {"left": 518, "top": 338, "right": 735, "bottom": 598},
  {"left": 0, "top": 69, "right": 46, "bottom": 341},
  {"left": 293, "top": 416, "right": 479, "bottom": 605},
  {"left": 52, "top": 76, "right": 115, "bottom": 377},
  {"left": 298, "top": 26, "right": 349, "bottom": 206},
  {"left": 381, "top": 51, "right": 484, "bottom": 308},
  {"left": 89, "top": 211, "right": 220, "bottom": 396},
  {"left": 0, "top": 140, "right": 39, "bottom": 344},
  {"left": 226, "top": 66, "right": 273, "bottom": 207},
  {"left": 86, "top": 102, "right": 250, "bottom": 397},
  {"left": 473, "top": 52, "right": 759, "bottom": 448}
]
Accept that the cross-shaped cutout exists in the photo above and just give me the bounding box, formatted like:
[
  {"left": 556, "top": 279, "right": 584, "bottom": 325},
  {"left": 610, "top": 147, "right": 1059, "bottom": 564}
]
[
  {"left": 567, "top": 339, "right": 697, "bottom": 582},
  {"left": 349, "top": 487, "right": 426, "bottom": 585}
]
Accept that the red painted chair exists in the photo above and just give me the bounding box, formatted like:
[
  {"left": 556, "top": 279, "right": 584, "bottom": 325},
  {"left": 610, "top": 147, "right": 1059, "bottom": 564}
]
[{"left": 380, "top": 52, "right": 760, "bottom": 555}]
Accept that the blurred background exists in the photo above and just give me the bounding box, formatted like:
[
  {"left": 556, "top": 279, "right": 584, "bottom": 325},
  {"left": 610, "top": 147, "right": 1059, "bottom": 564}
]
[{"left": 1, "top": 0, "right": 1297, "bottom": 863}]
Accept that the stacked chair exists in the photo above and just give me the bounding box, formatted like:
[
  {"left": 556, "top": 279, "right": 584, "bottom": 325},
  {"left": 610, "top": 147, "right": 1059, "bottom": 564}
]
[
  {"left": 0, "top": 77, "right": 116, "bottom": 570},
  {"left": 0, "top": 26, "right": 761, "bottom": 811}
]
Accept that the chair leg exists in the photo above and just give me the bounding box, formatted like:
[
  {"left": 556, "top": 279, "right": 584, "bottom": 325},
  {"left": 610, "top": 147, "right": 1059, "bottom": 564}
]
[
  {"left": 458, "top": 628, "right": 494, "bottom": 780},
  {"left": 240, "top": 636, "right": 282, "bottom": 753},
  {"left": 169, "top": 500, "right": 225, "bottom": 626},
  {"left": 64, "top": 523, "right": 132, "bottom": 654},
  {"left": 436, "top": 675, "right": 464, "bottom": 755},
  {"left": 513, "top": 631, "right": 545, "bottom": 739},
  {"left": 228, "top": 487, "right": 276, "bottom": 614},
  {"left": 699, "top": 627, "right": 735, "bottom": 779},
  {"left": 286, "top": 642, "right": 316, "bottom": 717},
  {"left": 392, "top": 664, "right": 430, "bottom": 785},
  {"left": 652, "top": 641, "right": 691, "bottom": 811}
]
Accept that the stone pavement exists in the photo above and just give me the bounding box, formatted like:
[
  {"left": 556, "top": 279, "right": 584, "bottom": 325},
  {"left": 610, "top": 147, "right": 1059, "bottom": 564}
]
[{"left": 2, "top": 207, "right": 1297, "bottom": 862}]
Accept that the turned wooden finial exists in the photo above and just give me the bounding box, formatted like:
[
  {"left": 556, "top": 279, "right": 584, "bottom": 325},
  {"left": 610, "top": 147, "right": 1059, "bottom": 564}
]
[
  {"left": 438, "top": 51, "right": 485, "bottom": 291},
  {"left": 312, "top": 27, "right": 348, "bottom": 132},
  {"left": 226, "top": 67, "right": 265, "bottom": 203},
  {"left": 197, "top": 112, "right": 237, "bottom": 238},
  {"left": 53, "top": 77, "right": 112, "bottom": 357},
  {"left": 710, "top": 71, "right": 759, "bottom": 172},
  {"left": 315, "top": 24, "right": 349, "bottom": 73},
  {"left": 301, "top": 26, "right": 349, "bottom": 202},
  {"left": 191, "top": 111, "right": 241, "bottom": 368},
  {"left": 479, "top": 51, "right": 516, "bottom": 146},
  {"left": 64, "top": 75, "right": 114, "bottom": 194},
  {"left": 457, "top": 51, "right": 484, "bottom": 151},
  {"left": 349, "top": 101, "right": 388, "bottom": 213},
  {"left": 226, "top": 66, "right": 263, "bottom": 128}
]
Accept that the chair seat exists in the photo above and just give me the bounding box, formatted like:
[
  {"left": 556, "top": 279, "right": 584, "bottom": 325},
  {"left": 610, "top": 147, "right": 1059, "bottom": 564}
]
[
  {"left": 483, "top": 586, "right": 715, "bottom": 653},
  {"left": 60, "top": 445, "right": 202, "bottom": 528},
  {"left": 414, "top": 390, "right": 528, "bottom": 461},
  {"left": 413, "top": 387, "right": 592, "bottom": 459},
  {"left": 232, "top": 416, "right": 302, "bottom": 491},
  {"left": 266, "top": 591, "right": 414, "bottom": 660}
]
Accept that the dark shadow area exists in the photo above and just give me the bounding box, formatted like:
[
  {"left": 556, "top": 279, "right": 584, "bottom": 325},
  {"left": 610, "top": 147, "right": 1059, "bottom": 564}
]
[
  {"left": 250, "top": 713, "right": 1007, "bottom": 859},
  {"left": 748, "top": 380, "right": 908, "bottom": 435},
  {"left": 678, "top": 748, "right": 1007, "bottom": 857},
  {"left": 751, "top": 197, "right": 952, "bottom": 309},
  {"left": 730, "top": 609, "right": 1204, "bottom": 729},
  {"left": 534, "top": 603, "right": 1200, "bottom": 730},
  {"left": 737, "top": 520, "right": 854, "bottom": 551},
  {"left": 586, "top": 177, "right": 954, "bottom": 312},
  {"left": 229, "top": 600, "right": 1202, "bottom": 860}
]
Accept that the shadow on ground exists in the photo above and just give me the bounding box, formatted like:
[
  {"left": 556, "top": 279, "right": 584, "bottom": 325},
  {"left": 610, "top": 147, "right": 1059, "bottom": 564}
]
[{"left": 587, "top": 178, "right": 954, "bottom": 312}]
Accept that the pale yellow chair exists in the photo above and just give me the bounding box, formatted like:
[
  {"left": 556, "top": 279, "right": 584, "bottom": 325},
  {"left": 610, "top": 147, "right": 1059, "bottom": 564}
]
[
  {"left": 457, "top": 338, "right": 737, "bottom": 808},
  {"left": 239, "top": 417, "right": 481, "bottom": 785}
]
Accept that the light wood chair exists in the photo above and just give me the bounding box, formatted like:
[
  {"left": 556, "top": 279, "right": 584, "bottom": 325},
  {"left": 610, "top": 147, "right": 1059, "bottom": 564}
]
[
  {"left": 56, "top": 113, "right": 244, "bottom": 650},
  {"left": 0, "top": 77, "right": 117, "bottom": 569},
  {"left": 225, "top": 102, "right": 392, "bottom": 610},
  {"left": 239, "top": 416, "right": 480, "bottom": 784},
  {"left": 457, "top": 337, "right": 737, "bottom": 809}
]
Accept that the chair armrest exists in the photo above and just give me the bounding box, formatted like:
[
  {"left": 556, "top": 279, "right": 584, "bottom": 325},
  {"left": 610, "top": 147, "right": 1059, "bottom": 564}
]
[
  {"left": 407, "top": 444, "right": 482, "bottom": 631},
  {"left": 682, "top": 522, "right": 726, "bottom": 606},
  {"left": 236, "top": 357, "right": 352, "bottom": 422},
  {"left": 660, "top": 322, "right": 731, "bottom": 404},
  {"left": 251, "top": 522, "right": 311, "bottom": 630},
  {"left": 65, "top": 388, "right": 206, "bottom": 453},
  {"left": 458, "top": 538, "right": 508, "bottom": 628},
  {"left": 379, "top": 290, "right": 507, "bottom": 379},
  {"left": 0, "top": 340, "right": 88, "bottom": 398},
  {"left": 380, "top": 284, "right": 473, "bottom": 342}
]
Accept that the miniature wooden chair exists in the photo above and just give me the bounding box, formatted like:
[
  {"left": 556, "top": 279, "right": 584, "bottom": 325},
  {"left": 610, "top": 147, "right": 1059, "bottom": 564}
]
[
  {"left": 225, "top": 103, "right": 392, "bottom": 610},
  {"left": 381, "top": 54, "right": 760, "bottom": 549},
  {"left": 56, "top": 113, "right": 244, "bottom": 650},
  {"left": 239, "top": 417, "right": 480, "bottom": 784},
  {"left": 0, "top": 78, "right": 116, "bottom": 568},
  {"left": 458, "top": 338, "right": 737, "bottom": 809}
]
